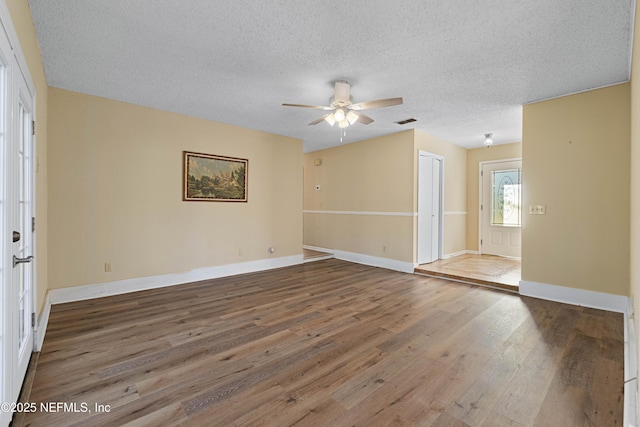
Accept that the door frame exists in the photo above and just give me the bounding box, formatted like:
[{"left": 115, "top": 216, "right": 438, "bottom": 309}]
[
  {"left": 478, "top": 157, "right": 522, "bottom": 255},
  {"left": 0, "top": 2, "right": 37, "bottom": 425},
  {"left": 417, "top": 150, "right": 444, "bottom": 264}
]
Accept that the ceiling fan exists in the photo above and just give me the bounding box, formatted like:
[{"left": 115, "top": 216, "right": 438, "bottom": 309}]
[{"left": 283, "top": 80, "right": 403, "bottom": 128}]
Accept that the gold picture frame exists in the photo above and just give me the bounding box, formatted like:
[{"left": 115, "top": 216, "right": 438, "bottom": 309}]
[{"left": 183, "top": 151, "right": 248, "bottom": 202}]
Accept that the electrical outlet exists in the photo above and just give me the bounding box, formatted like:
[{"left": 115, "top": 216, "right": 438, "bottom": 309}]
[
  {"left": 104, "top": 262, "right": 112, "bottom": 272},
  {"left": 238, "top": 248, "right": 243, "bottom": 256}
]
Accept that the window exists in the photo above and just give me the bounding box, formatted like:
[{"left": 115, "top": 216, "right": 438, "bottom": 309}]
[{"left": 491, "top": 168, "right": 521, "bottom": 227}]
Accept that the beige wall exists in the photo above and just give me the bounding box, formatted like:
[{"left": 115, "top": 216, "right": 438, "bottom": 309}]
[
  {"left": 304, "top": 130, "right": 415, "bottom": 262},
  {"left": 48, "top": 88, "right": 302, "bottom": 289},
  {"left": 7, "top": 0, "right": 49, "bottom": 315},
  {"left": 522, "top": 83, "right": 630, "bottom": 296},
  {"left": 466, "top": 142, "right": 522, "bottom": 251},
  {"left": 304, "top": 129, "right": 467, "bottom": 263},
  {"left": 414, "top": 130, "right": 467, "bottom": 258},
  {"left": 630, "top": 0, "right": 640, "bottom": 397}
]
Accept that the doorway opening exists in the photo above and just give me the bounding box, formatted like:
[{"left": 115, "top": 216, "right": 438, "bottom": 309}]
[
  {"left": 480, "top": 159, "right": 522, "bottom": 258},
  {"left": 415, "top": 158, "right": 521, "bottom": 292}
]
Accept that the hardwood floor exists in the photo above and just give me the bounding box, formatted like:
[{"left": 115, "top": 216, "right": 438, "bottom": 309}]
[
  {"left": 415, "top": 254, "right": 521, "bottom": 292},
  {"left": 20, "top": 259, "right": 622, "bottom": 426}
]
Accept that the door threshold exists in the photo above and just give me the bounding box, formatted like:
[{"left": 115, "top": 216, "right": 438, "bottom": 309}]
[{"left": 414, "top": 253, "right": 521, "bottom": 292}]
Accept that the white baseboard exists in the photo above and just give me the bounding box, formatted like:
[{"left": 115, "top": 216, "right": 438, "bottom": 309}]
[
  {"left": 302, "top": 245, "right": 334, "bottom": 254},
  {"left": 624, "top": 297, "right": 637, "bottom": 427},
  {"left": 301, "top": 245, "right": 333, "bottom": 263},
  {"left": 440, "top": 250, "right": 481, "bottom": 259},
  {"left": 443, "top": 250, "right": 470, "bottom": 259},
  {"left": 35, "top": 293, "right": 51, "bottom": 351},
  {"left": 333, "top": 250, "right": 415, "bottom": 274},
  {"left": 519, "top": 280, "right": 628, "bottom": 313},
  {"left": 304, "top": 245, "right": 426, "bottom": 273},
  {"left": 49, "top": 254, "right": 304, "bottom": 305}
]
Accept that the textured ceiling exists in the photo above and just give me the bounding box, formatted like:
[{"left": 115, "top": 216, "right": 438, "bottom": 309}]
[{"left": 29, "top": 0, "right": 634, "bottom": 152}]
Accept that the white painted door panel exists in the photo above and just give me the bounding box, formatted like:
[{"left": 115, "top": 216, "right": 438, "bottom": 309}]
[
  {"left": 418, "top": 153, "right": 442, "bottom": 264},
  {"left": 0, "top": 14, "right": 35, "bottom": 426},
  {"left": 481, "top": 160, "right": 522, "bottom": 258}
]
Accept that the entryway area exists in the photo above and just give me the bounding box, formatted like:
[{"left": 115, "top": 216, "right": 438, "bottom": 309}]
[
  {"left": 415, "top": 154, "right": 522, "bottom": 292},
  {"left": 415, "top": 254, "right": 520, "bottom": 292}
]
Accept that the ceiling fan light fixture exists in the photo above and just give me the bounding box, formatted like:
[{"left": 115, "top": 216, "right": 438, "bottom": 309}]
[
  {"left": 484, "top": 133, "right": 494, "bottom": 147},
  {"left": 283, "top": 80, "right": 402, "bottom": 129},
  {"left": 346, "top": 110, "right": 358, "bottom": 125},
  {"left": 324, "top": 114, "right": 336, "bottom": 126}
]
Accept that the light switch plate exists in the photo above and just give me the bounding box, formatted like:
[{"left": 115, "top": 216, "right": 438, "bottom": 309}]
[{"left": 528, "top": 205, "right": 546, "bottom": 215}]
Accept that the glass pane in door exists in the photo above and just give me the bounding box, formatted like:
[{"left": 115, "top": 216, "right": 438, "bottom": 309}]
[
  {"left": 17, "top": 101, "right": 31, "bottom": 353},
  {"left": 491, "top": 168, "right": 522, "bottom": 227}
]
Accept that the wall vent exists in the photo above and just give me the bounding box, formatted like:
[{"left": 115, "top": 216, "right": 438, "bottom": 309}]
[{"left": 395, "top": 118, "right": 417, "bottom": 125}]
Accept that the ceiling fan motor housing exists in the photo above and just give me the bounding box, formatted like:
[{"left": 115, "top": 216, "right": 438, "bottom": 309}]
[{"left": 332, "top": 81, "right": 352, "bottom": 106}]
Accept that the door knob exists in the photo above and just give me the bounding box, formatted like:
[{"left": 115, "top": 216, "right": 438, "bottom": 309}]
[
  {"left": 13, "top": 255, "right": 33, "bottom": 268},
  {"left": 12, "top": 231, "right": 20, "bottom": 242}
]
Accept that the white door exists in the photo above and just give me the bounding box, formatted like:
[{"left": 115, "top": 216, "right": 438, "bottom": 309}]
[
  {"left": 0, "top": 29, "right": 10, "bottom": 427},
  {"left": 480, "top": 160, "right": 522, "bottom": 258},
  {"left": 12, "top": 65, "right": 35, "bottom": 391},
  {"left": 418, "top": 152, "right": 443, "bottom": 264},
  {"left": 1, "top": 21, "right": 35, "bottom": 426}
]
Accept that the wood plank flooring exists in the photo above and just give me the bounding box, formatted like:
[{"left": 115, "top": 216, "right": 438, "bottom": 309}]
[
  {"left": 20, "top": 259, "right": 622, "bottom": 426},
  {"left": 415, "top": 254, "right": 521, "bottom": 292}
]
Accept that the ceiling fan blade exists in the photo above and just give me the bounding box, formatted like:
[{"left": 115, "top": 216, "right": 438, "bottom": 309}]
[
  {"left": 308, "top": 113, "right": 332, "bottom": 125},
  {"left": 350, "top": 97, "right": 403, "bottom": 110},
  {"left": 353, "top": 111, "right": 374, "bottom": 124},
  {"left": 282, "top": 103, "right": 333, "bottom": 111}
]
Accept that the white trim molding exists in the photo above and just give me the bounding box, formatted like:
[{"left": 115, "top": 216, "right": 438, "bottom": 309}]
[
  {"left": 302, "top": 246, "right": 414, "bottom": 274},
  {"left": 333, "top": 250, "right": 415, "bottom": 274},
  {"left": 443, "top": 211, "right": 467, "bottom": 215},
  {"left": 303, "top": 210, "right": 417, "bottom": 217},
  {"left": 301, "top": 245, "right": 334, "bottom": 263},
  {"left": 49, "top": 255, "right": 303, "bottom": 305},
  {"left": 519, "top": 280, "right": 628, "bottom": 313},
  {"left": 442, "top": 250, "right": 469, "bottom": 259},
  {"left": 303, "top": 245, "right": 333, "bottom": 253},
  {"left": 440, "top": 250, "right": 481, "bottom": 260},
  {"left": 624, "top": 297, "right": 637, "bottom": 427},
  {"left": 34, "top": 293, "right": 51, "bottom": 352}
]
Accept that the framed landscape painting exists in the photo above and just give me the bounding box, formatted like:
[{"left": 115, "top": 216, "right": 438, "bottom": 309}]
[{"left": 183, "top": 151, "right": 248, "bottom": 202}]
